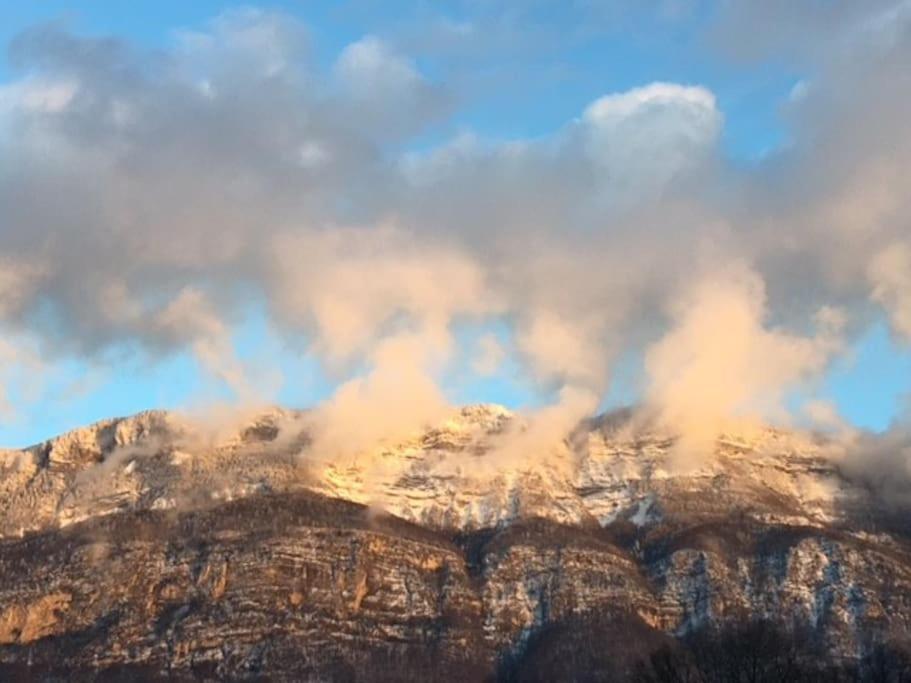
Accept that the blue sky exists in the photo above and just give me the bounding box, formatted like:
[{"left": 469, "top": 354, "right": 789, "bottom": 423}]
[{"left": 1, "top": 2, "right": 909, "bottom": 446}]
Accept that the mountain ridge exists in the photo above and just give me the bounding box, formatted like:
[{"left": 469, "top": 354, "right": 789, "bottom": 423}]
[
  {"left": 2, "top": 405, "right": 911, "bottom": 679},
  {"left": 0, "top": 403, "right": 859, "bottom": 537}
]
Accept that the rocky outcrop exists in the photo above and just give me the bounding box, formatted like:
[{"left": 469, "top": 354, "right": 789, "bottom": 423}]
[{"left": 0, "top": 493, "right": 489, "bottom": 680}]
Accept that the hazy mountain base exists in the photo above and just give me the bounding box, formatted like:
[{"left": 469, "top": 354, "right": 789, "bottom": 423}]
[{"left": 1, "top": 407, "right": 911, "bottom": 680}]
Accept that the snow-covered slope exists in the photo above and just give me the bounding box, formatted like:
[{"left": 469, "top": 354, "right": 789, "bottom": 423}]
[{"left": 0, "top": 404, "right": 874, "bottom": 537}]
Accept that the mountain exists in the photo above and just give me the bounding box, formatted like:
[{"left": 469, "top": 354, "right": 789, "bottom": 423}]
[{"left": 1, "top": 406, "right": 910, "bottom": 680}]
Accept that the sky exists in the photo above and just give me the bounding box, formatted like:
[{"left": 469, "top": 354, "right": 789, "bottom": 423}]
[{"left": 0, "top": 1, "right": 910, "bottom": 448}]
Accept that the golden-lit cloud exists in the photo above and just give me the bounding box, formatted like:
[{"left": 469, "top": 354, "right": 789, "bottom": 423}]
[{"left": 644, "top": 263, "right": 845, "bottom": 465}]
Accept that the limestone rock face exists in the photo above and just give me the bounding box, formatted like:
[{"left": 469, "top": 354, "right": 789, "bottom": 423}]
[{"left": 1, "top": 406, "right": 910, "bottom": 680}]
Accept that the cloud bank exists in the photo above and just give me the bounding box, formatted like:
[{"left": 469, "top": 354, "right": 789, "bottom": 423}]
[{"left": 1, "top": 5, "right": 910, "bottom": 465}]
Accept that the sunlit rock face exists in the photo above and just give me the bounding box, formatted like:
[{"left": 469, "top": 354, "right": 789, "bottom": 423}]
[{"left": 1, "top": 406, "right": 910, "bottom": 679}]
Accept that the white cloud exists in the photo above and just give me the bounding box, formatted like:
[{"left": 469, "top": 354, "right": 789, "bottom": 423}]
[
  {"left": 0, "top": 77, "right": 78, "bottom": 114},
  {"left": 472, "top": 333, "right": 506, "bottom": 376},
  {"left": 580, "top": 82, "right": 721, "bottom": 198},
  {"left": 333, "top": 35, "right": 445, "bottom": 138},
  {"left": 869, "top": 243, "right": 911, "bottom": 342},
  {"left": 335, "top": 36, "right": 423, "bottom": 96}
]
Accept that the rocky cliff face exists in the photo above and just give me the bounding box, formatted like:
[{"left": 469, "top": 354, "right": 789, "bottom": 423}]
[{"left": 1, "top": 406, "right": 910, "bottom": 680}]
